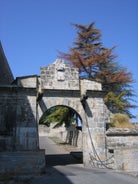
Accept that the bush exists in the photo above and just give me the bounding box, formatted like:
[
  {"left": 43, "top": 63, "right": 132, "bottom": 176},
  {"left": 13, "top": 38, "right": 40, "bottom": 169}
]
[{"left": 110, "top": 113, "right": 133, "bottom": 128}]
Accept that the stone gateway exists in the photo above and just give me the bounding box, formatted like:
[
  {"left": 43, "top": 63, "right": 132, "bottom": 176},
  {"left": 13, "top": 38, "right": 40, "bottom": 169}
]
[{"left": 0, "top": 44, "right": 138, "bottom": 175}]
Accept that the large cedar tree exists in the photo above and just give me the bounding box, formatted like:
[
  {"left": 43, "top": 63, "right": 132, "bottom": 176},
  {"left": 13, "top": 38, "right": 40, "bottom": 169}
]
[{"left": 60, "top": 22, "right": 135, "bottom": 117}]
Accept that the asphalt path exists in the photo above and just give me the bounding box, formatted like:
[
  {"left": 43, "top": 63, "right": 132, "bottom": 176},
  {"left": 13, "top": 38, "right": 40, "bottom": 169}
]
[{"left": 31, "top": 136, "right": 138, "bottom": 184}]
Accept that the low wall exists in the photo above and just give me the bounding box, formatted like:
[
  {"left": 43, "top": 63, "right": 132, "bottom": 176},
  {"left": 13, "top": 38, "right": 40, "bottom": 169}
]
[
  {"left": 106, "top": 128, "right": 138, "bottom": 175},
  {"left": 0, "top": 151, "right": 45, "bottom": 175},
  {"left": 114, "top": 148, "right": 138, "bottom": 173}
]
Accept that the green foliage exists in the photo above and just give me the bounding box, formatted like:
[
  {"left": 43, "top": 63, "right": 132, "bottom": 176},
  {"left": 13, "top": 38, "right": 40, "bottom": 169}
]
[
  {"left": 110, "top": 113, "right": 133, "bottom": 128},
  {"left": 39, "top": 106, "right": 78, "bottom": 128},
  {"left": 104, "top": 91, "right": 127, "bottom": 113}
]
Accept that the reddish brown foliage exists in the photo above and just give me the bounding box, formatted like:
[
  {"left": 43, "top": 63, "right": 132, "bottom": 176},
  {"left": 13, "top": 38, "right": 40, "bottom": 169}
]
[{"left": 59, "top": 22, "right": 135, "bottom": 117}]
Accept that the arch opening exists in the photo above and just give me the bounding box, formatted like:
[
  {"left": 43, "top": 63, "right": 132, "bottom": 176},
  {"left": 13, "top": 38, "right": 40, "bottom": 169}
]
[
  {"left": 39, "top": 105, "right": 82, "bottom": 130},
  {"left": 38, "top": 105, "right": 83, "bottom": 166}
]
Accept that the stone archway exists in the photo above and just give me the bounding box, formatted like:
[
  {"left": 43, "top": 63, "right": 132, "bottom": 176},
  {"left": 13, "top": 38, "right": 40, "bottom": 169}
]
[
  {"left": 36, "top": 59, "right": 109, "bottom": 167},
  {"left": 1, "top": 44, "right": 138, "bottom": 174},
  {"left": 0, "top": 59, "right": 110, "bottom": 174}
]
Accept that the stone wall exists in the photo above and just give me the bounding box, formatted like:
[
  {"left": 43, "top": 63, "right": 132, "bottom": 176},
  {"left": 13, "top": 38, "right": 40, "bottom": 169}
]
[
  {"left": 0, "top": 77, "right": 44, "bottom": 175},
  {"left": 0, "top": 86, "right": 17, "bottom": 151},
  {"left": 40, "top": 59, "right": 79, "bottom": 90},
  {"left": 0, "top": 86, "right": 17, "bottom": 136},
  {"left": 106, "top": 128, "right": 138, "bottom": 175},
  {"left": 0, "top": 76, "right": 39, "bottom": 151},
  {"left": 16, "top": 75, "right": 38, "bottom": 88},
  {"left": 15, "top": 87, "right": 38, "bottom": 151},
  {"left": 0, "top": 151, "right": 45, "bottom": 175}
]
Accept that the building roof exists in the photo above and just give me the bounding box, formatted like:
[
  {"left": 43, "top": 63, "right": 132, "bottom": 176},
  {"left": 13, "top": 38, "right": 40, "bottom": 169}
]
[{"left": 0, "top": 42, "right": 14, "bottom": 85}]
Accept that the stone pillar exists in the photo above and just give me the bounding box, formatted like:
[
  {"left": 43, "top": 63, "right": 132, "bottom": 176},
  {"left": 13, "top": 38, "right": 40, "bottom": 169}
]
[{"left": 82, "top": 96, "right": 107, "bottom": 168}]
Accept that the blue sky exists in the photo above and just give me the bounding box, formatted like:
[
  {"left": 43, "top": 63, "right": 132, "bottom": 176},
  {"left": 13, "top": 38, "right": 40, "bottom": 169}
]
[{"left": 0, "top": 0, "right": 138, "bottom": 121}]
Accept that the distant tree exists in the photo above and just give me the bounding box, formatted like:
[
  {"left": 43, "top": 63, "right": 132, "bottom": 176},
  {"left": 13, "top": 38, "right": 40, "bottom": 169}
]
[
  {"left": 39, "top": 106, "right": 79, "bottom": 128},
  {"left": 60, "top": 22, "right": 136, "bottom": 117}
]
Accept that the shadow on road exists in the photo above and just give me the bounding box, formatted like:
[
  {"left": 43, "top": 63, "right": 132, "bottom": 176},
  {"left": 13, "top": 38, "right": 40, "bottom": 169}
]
[
  {"left": 30, "top": 153, "right": 83, "bottom": 183},
  {"left": 46, "top": 152, "right": 83, "bottom": 167},
  {"left": 32, "top": 165, "right": 75, "bottom": 184}
]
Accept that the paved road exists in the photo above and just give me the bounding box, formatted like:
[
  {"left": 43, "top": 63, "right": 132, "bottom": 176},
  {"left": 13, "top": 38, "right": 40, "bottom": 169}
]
[{"left": 31, "top": 136, "right": 138, "bottom": 184}]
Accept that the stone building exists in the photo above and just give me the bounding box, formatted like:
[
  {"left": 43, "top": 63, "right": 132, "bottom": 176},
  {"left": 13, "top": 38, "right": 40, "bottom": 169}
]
[{"left": 0, "top": 42, "right": 14, "bottom": 85}]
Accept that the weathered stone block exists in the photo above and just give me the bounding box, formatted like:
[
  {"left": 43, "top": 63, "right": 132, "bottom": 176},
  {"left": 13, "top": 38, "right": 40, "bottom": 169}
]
[
  {"left": 16, "top": 127, "right": 38, "bottom": 150},
  {"left": 114, "top": 148, "right": 138, "bottom": 173},
  {"left": 16, "top": 76, "right": 37, "bottom": 88},
  {"left": 0, "top": 151, "right": 45, "bottom": 175},
  {"left": 40, "top": 59, "right": 79, "bottom": 90}
]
